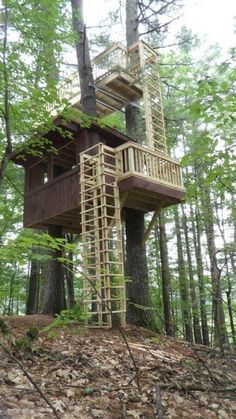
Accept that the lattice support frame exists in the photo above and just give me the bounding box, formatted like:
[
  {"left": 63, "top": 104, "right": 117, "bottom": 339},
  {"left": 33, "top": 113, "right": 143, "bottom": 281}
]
[{"left": 80, "top": 144, "right": 126, "bottom": 328}]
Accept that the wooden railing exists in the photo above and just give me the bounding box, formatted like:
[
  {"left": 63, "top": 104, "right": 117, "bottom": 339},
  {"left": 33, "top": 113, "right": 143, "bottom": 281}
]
[
  {"left": 46, "top": 71, "right": 80, "bottom": 114},
  {"left": 47, "top": 41, "right": 159, "bottom": 115},
  {"left": 92, "top": 42, "right": 128, "bottom": 81},
  {"left": 47, "top": 43, "right": 129, "bottom": 113},
  {"left": 116, "top": 142, "right": 184, "bottom": 189}
]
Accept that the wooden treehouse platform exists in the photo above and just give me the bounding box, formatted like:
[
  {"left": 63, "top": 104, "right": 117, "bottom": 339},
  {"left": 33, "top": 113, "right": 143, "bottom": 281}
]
[
  {"left": 11, "top": 40, "right": 185, "bottom": 328},
  {"left": 51, "top": 42, "right": 143, "bottom": 118}
]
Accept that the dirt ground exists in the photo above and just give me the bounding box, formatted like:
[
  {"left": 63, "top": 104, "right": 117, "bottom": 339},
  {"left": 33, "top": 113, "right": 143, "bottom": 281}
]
[{"left": 0, "top": 315, "right": 236, "bottom": 418}]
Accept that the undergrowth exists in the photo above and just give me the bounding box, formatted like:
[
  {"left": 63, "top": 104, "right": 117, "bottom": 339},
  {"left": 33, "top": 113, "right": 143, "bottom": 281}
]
[{"left": 43, "top": 304, "right": 85, "bottom": 331}]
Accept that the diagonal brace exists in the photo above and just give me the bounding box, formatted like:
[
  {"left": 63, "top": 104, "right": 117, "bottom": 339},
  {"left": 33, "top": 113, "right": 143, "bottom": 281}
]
[{"left": 142, "top": 204, "right": 163, "bottom": 246}]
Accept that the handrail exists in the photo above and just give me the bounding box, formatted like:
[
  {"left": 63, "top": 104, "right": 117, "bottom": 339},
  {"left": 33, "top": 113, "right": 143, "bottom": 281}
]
[
  {"left": 116, "top": 142, "right": 184, "bottom": 189},
  {"left": 116, "top": 141, "right": 180, "bottom": 165},
  {"left": 93, "top": 42, "right": 127, "bottom": 63},
  {"left": 92, "top": 44, "right": 128, "bottom": 81}
]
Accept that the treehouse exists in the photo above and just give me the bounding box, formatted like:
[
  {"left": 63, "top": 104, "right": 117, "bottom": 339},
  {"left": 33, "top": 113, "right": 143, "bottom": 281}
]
[{"left": 11, "top": 40, "right": 184, "bottom": 328}]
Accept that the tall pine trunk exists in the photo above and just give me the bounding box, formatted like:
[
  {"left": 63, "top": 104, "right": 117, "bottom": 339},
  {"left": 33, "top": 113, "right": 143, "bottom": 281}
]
[
  {"left": 0, "top": 7, "right": 13, "bottom": 190},
  {"left": 174, "top": 206, "right": 193, "bottom": 343},
  {"left": 181, "top": 206, "right": 202, "bottom": 344},
  {"left": 190, "top": 202, "right": 210, "bottom": 346},
  {"left": 125, "top": 0, "right": 156, "bottom": 329},
  {"left": 159, "top": 212, "right": 174, "bottom": 336},
  {"left": 214, "top": 192, "right": 235, "bottom": 345},
  {"left": 199, "top": 183, "right": 228, "bottom": 347}
]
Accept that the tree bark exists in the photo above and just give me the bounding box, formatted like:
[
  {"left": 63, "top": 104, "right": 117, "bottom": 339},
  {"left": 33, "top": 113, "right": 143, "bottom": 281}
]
[{"left": 42, "top": 225, "right": 66, "bottom": 314}]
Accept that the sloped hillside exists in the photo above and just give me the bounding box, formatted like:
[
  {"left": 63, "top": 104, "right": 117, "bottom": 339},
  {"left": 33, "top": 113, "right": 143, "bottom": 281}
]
[{"left": 0, "top": 316, "right": 235, "bottom": 418}]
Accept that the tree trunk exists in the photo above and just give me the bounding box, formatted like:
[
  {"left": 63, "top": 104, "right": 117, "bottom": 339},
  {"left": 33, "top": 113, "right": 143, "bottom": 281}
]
[
  {"left": 71, "top": 0, "right": 97, "bottom": 122},
  {"left": 213, "top": 192, "right": 235, "bottom": 345},
  {"left": 0, "top": 6, "right": 12, "bottom": 191},
  {"left": 174, "top": 206, "right": 193, "bottom": 343},
  {"left": 42, "top": 225, "right": 66, "bottom": 314},
  {"left": 26, "top": 251, "right": 40, "bottom": 315},
  {"left": 65, "top": 234, "right": 76, "bottom": 309},
  {"left": 7, "top": 270, "right": 16, "bottom": 315},
  {"left": 199, "top": 185, "right": 228, "bottom": 348},
  {"left": 225, "top": 266, "right": 236, "bottom": 346},
  {"left": 190, "top": 202, "right": 210, "bottom": 346},
  {"left": 124, "top": 0, "right": 156, "bottom": 329},
  {"left": 181, "top": 205, "right": 202, "bottom": 344},
  {"left": 159, "top": 211, "right": 174, "bottom": 336},
  {"left": 125, "top": 208, "right": 156, "bottom": 329}
]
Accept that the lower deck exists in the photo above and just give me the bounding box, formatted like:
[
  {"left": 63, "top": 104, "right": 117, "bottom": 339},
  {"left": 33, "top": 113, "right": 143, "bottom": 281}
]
[{"left": 24, "top": 142, "right": 184, "bottom": 233}]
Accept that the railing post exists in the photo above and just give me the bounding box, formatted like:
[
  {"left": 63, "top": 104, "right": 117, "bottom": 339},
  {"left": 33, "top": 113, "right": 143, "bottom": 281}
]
[{"left": 128, "top": 146, "right": 135, "bottom": 172}]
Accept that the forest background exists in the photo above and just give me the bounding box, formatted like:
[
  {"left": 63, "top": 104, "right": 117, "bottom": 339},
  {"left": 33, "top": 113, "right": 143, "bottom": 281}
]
[{"left": 0, "top": 0, "right": 235, "bottom": 350}]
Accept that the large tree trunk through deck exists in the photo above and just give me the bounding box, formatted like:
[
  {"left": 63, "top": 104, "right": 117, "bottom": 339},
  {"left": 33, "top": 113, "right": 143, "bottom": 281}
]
[
  {"left": 125, "top": 0, "right": 156, "bottom": 329},
  {"left": 125, "top": 208, "right": 156, "bottom": 328},
  {"left": 42, "top": 225, "right": 66, "bottom": 315},
  {"left": 71, "top": 0, "right": 98, "bottom": 148}
]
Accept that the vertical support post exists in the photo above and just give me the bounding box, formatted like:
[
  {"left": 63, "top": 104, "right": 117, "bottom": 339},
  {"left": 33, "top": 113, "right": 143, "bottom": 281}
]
[{"left": 128, "top": 146, "right": 135, "bottom": 172}]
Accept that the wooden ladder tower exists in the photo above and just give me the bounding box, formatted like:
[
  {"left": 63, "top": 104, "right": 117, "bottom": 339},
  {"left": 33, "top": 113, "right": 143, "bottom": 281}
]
[
  {"left": 130, "top": 42, "right": 167, "bottom": 153},
  {"left": 80, "top": 144, "right": 126, "bottom": 327}
]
